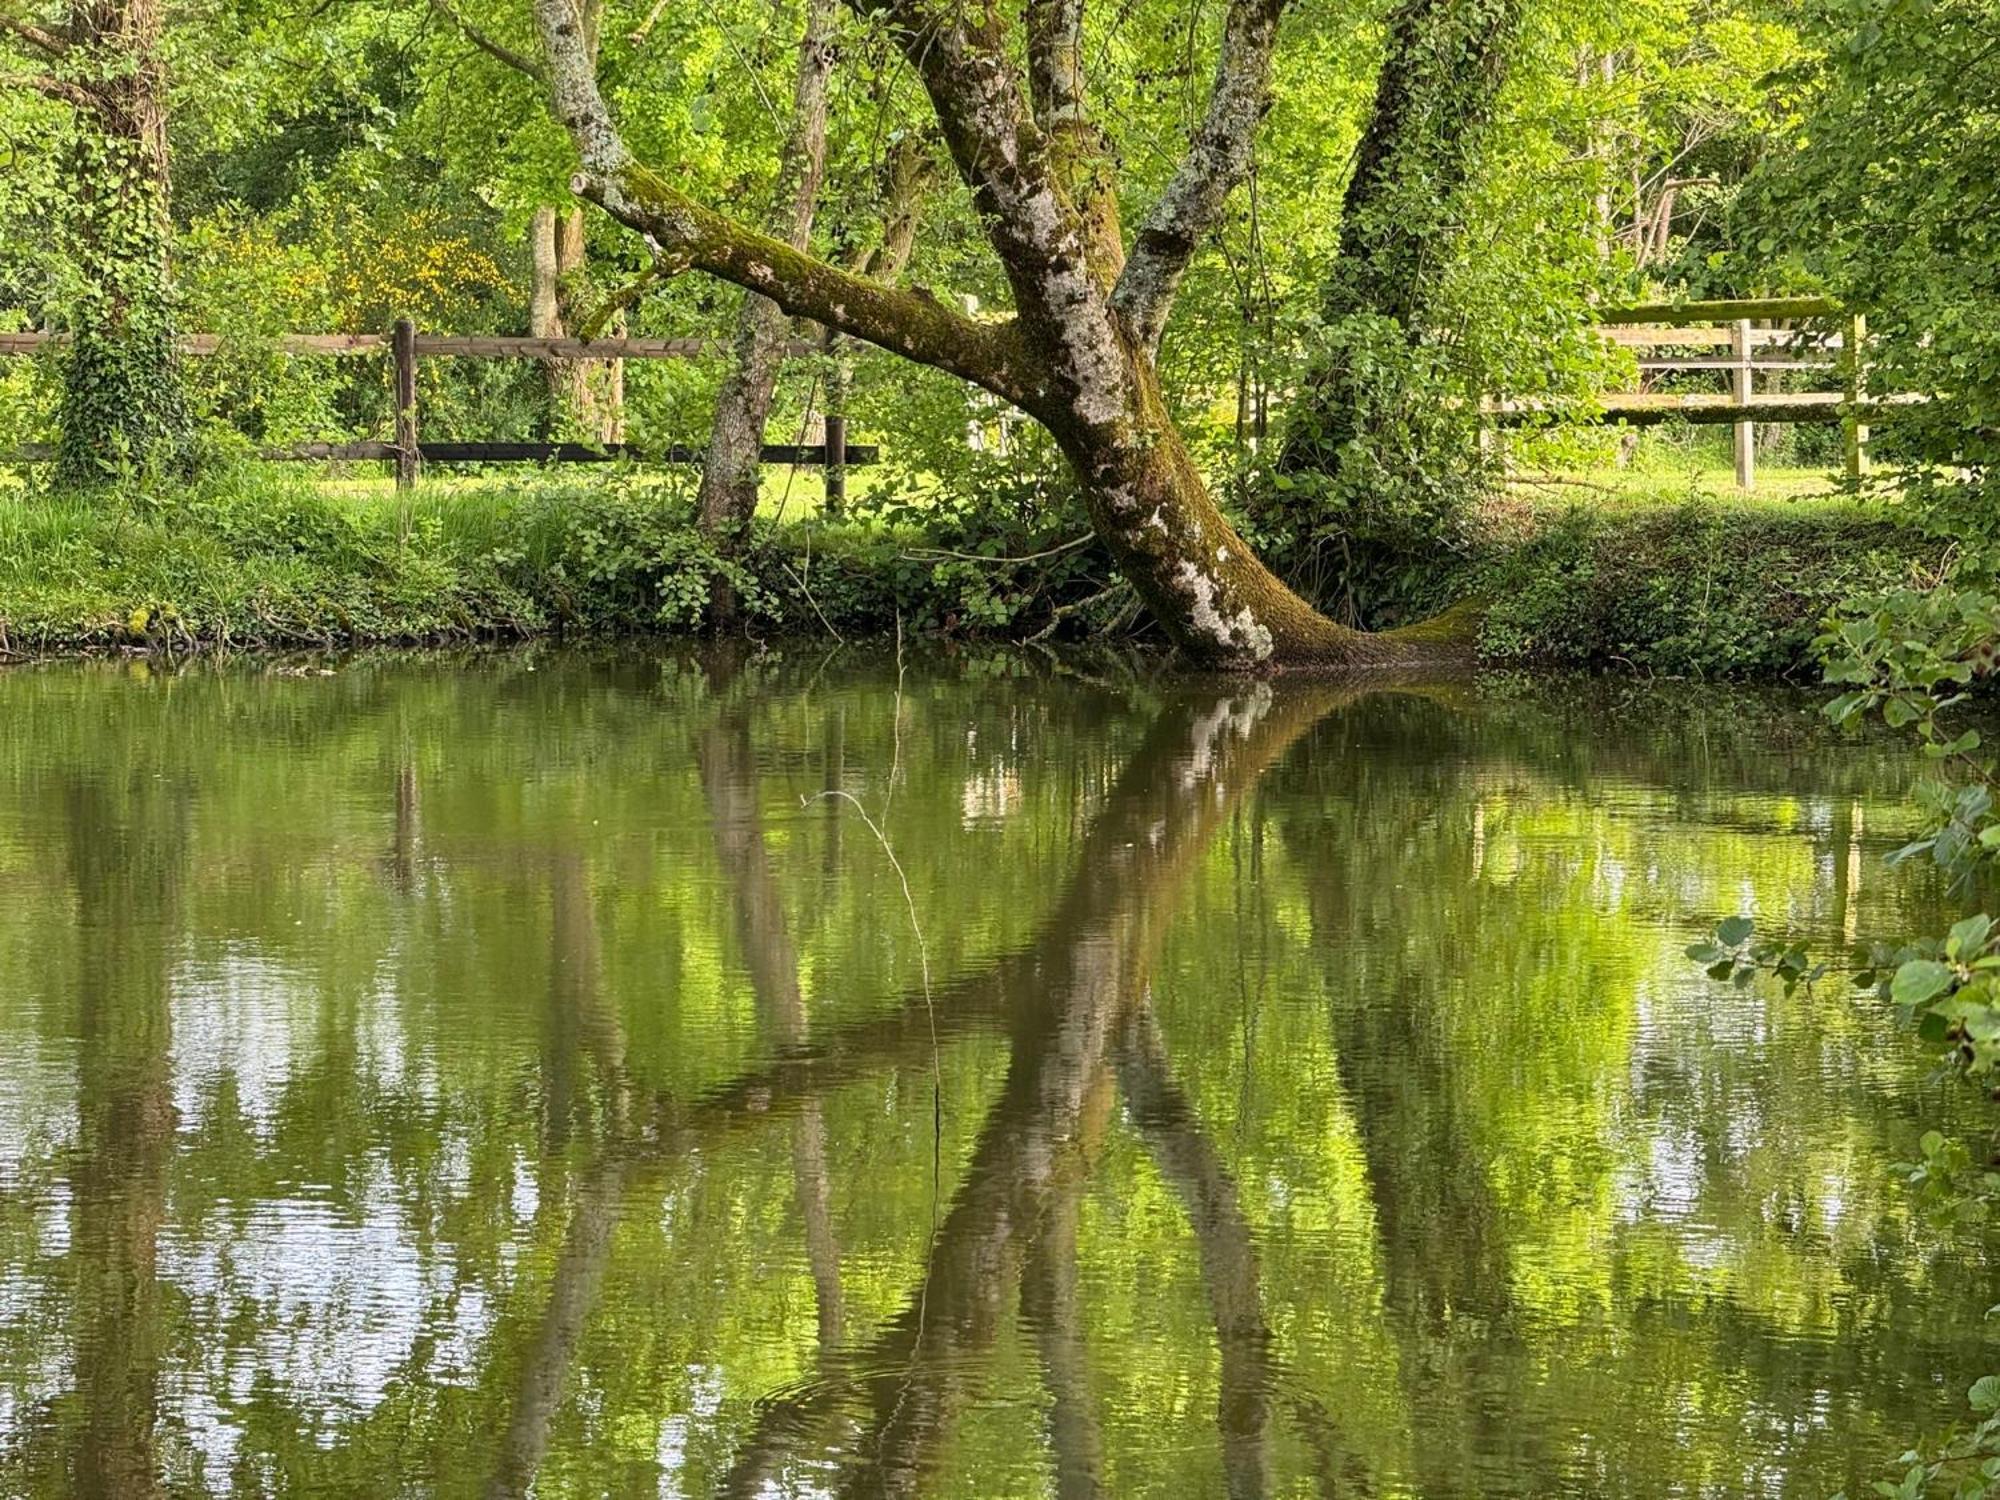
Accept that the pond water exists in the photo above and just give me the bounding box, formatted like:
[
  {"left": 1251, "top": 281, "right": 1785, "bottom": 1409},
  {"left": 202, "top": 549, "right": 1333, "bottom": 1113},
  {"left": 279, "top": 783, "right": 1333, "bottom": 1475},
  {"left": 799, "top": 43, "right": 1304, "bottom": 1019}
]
[{"left": 0, "top": 649, "right": 1994, "bottom": 1498}]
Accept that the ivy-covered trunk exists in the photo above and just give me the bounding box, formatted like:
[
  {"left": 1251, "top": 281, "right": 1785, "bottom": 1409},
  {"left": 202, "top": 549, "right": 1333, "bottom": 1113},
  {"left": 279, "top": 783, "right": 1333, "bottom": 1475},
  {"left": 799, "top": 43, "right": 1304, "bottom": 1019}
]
[
  {"left": 1282, "top": 0, "right": 1521, "bottom": 469},
  {"left": 1260, "top": 0, "right": 1521, "bottom": 625},
  {"left": 54, "top": 0, "right": 191, "bottom": 487}
]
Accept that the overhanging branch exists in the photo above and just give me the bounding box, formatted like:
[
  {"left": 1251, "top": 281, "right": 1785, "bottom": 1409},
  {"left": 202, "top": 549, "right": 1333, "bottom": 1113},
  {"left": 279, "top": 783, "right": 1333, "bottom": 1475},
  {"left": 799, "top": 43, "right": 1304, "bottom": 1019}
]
[
  {"left": 1112, "top": 0, "right": 1290, "bottom": 356},
  {"left": 534, "top": 0, "right": 1032, "bottom": 402}
]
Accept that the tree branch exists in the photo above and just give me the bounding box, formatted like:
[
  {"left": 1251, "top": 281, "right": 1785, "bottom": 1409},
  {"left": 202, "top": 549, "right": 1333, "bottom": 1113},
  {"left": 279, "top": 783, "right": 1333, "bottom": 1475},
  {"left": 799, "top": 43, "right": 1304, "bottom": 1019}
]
[
  {"left": 847, "top": 0, "right": 1096, "bottom": 314},
  {"left": 0, "top": 11, "right": 66, "bottom": 58},
  {"left": 1026, "top": 0, "right": 1123, "bottom": 282},
  {"left": 0, "top": 70, "right": 91, "bottom": 107},
  {"left": 1112, "top": 0, "right": 1290, "bottom": 356},
  {"left": 534, "top": 0, "right": 1033, "bottom": 402},
  {"left": 430, "top": 0, "right": 546, "bottom": 82}
]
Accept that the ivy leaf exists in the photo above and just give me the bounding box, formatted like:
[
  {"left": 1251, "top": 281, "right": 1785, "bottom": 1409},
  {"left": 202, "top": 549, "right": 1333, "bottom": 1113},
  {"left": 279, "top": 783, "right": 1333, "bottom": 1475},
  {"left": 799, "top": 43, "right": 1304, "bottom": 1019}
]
[{"left": 1717, "top": 915, "right": 1754, "bottom": 947}]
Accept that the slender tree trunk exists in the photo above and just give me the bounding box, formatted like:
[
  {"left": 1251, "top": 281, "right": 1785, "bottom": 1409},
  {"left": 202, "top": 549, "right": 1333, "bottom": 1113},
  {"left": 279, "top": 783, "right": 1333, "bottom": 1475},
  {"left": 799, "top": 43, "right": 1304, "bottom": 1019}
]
[
  {"left": 530, "top": 204, "right": 623, "bottom": 442},
  {"left": 51, "top": 0, "right": 191, "bottom": 485},
  {"left": 817, "top": 140, "right": 936, "bottom": 519},
  {"left": 695, "top": 0, "right": 836, "bottom": 627}
]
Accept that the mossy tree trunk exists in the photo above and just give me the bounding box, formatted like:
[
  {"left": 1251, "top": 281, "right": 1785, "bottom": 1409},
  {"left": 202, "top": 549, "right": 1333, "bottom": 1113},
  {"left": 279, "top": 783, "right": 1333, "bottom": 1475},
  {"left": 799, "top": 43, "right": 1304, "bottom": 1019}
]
[
  {"left": 3, "top": 0, "right": 192, "bottom": 484},
  {"left": 534, "top": 0, "right": 1475, "bottom": 668}
]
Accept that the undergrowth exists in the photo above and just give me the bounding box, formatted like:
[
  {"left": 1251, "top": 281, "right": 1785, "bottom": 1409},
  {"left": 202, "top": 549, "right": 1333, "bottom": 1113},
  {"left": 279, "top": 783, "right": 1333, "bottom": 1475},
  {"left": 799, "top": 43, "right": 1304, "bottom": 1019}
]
[{"left": 0, "top": 462, "right": 1940, "bottom": 676}]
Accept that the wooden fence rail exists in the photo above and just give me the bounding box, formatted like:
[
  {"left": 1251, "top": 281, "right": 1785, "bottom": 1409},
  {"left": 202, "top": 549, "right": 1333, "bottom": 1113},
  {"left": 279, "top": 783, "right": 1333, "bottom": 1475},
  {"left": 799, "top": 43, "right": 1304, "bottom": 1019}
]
[
  {"left": 4, "top": 297, "right": 1879, "bottom": 497},
  {"left": 1493, "top": 296, "right": 1873, "bottom": 490},
  {"left": 0, "top": 318, "right": 858, "bottom": 493}
]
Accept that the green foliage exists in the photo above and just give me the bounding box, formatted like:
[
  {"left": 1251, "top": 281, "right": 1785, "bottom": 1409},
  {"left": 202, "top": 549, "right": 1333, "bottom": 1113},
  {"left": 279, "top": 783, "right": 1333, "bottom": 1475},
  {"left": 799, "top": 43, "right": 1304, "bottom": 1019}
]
[
  {"left": 1748, "top": 0, "right": 2000, "bottom": 535},
  {"left": 1684, "top": 915, "right": 1827, "bottom": 995},
  {"left": 0, "top": 464, "right": 1132, "bottom": 651},
  {"left": 1470, "top": 495, "right": 1932, "bottom": 674}
]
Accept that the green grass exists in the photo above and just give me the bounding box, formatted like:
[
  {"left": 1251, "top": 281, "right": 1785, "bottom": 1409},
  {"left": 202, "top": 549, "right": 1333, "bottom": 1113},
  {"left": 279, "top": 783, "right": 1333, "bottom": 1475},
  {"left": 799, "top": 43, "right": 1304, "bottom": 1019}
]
[{"left": 0, "top": 456, "right": 1938, "bottom": 675}]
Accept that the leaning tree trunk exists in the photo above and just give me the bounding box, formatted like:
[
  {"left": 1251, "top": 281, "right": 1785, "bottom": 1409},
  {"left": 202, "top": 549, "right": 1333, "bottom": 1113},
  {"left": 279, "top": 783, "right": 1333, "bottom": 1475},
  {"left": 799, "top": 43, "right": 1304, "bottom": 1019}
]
[
  {"left": 535, "top": 0, "right": 1478, "bottom": 669},
  {"left": 694, "top": 0, "right": 835, "bottom": 627},
  {"left": 50, "top": 0, "right": 191, "bottom": 486},
  {"left": 1279, "top": 0, "right": 1523, "bottom": 472}
]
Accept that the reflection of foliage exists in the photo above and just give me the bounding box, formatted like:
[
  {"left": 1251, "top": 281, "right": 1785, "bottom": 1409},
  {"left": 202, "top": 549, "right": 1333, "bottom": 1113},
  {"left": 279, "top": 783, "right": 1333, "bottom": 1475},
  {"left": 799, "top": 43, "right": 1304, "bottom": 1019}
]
[
  {"left": 1694, "top": 572, "right": 2000, "bottom": 1496},
  {"left": 0, "top": 664, "right": 1983, "bottom": 1498}
]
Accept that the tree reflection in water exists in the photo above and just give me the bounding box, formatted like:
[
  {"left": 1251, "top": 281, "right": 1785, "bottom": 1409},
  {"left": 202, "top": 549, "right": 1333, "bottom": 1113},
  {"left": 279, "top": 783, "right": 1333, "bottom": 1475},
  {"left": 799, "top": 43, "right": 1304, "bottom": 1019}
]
[{"left": 0, "top": 656, "right": 1986, "bottom": 1499}]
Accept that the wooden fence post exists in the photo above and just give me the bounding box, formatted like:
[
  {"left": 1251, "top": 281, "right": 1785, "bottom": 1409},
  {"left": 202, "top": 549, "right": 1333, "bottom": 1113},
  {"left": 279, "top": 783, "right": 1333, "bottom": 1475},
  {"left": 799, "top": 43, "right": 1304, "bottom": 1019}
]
[
  {"left": 1843, "top": 311, "right": 1869, "bottom": 484},
  {"left": 1732, "top": 318, "right": 1755, "bottom": 491},
  {"left": 393, "top": 317, "right": 419, "bottom": 492},
  {"left": 823, "top": 356, "right": 849, "bottom": 518}
]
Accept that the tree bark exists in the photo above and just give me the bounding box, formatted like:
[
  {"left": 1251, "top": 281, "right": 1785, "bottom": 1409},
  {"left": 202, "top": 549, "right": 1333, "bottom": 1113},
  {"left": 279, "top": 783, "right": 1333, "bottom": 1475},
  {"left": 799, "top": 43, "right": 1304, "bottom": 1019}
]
[
  {"left": 694, "top": 0, "right": 837, "bottom": 627},
  {"left": 530, "top": 204, "right": 623, "bottom": 442},
  {"left": 535, "top": 0, "right": 1477, "bottom": 668}
]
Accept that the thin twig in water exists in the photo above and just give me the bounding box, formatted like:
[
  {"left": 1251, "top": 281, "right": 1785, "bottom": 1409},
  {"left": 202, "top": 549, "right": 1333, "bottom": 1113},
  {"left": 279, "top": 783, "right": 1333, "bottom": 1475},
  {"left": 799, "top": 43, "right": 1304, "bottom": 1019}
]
[
  {"left": 779, "top": 554, "right": 845, "bottom": 643},
  {"left": 800, "top": 787, "right": 939, "bottom": 1163},
  {"left": 885, "top": 613, "right": 906, "bottom": 816}
]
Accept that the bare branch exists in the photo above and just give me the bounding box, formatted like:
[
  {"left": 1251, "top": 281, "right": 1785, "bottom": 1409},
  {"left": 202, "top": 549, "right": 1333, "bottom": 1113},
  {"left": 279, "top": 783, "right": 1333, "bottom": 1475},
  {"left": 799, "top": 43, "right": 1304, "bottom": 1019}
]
[
  {"left": 0, "top": 70, "right": 91, "bottom": 107},
  {"left": 0, "top": 11, "right": 66, "bottom": 58},
  {"left": 430, "top": 0, "right": 546, "bottom": 82},
  {"left": 1112, "top": 0, "right": 1290, "bottom": 356},
  {"left": 533, "top": 0, "right": 1031, "bottom": 401}
]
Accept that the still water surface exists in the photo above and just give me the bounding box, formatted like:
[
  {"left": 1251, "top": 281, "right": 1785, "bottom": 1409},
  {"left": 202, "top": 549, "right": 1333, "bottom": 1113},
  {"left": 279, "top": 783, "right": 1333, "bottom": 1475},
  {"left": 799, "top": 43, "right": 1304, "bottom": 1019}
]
[{"left": 0, "top": 650, "right": 1993, "bottom": 1497}]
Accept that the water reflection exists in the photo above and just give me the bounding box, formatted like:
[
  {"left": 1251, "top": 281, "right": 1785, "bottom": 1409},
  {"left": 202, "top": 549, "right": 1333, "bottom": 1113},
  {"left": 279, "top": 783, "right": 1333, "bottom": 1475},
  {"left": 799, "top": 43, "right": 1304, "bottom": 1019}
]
[{"left": 0, "top": 655, "right": 1985, "bottom": 1497}]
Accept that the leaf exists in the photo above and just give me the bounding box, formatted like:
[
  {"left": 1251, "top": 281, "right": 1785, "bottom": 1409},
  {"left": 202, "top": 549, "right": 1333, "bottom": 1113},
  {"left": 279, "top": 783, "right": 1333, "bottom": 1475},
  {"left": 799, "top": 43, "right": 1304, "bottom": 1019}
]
[
  {"left": 1685, "top": 942, "right": 1726, "bottom": 963},
  {"left": 1971, "top": 1375, "right": 2000, "bottom": 1414},
  {"left": 1893, "top": 959, "right": 1956, "bottom": 1007},
  {"left": 1717, "top": 915, "right": 1755, "bottom": 947},
  {"left": 1888, "top": 837, "right": 1939, "bottom": 867},
  {"left": 1950, "top": 915, "right": 1994, "bottom": 959}
]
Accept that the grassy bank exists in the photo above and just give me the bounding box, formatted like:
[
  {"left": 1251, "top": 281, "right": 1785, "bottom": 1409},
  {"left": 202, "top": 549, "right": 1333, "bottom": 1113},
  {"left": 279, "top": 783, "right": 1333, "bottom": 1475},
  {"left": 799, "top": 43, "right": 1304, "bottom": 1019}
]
[
  {"left": 0, "top": 466, "right": 1110, "bottom": 653},
  {"left": 0, "top": 464, "right": 1937, "bottom": 674}
]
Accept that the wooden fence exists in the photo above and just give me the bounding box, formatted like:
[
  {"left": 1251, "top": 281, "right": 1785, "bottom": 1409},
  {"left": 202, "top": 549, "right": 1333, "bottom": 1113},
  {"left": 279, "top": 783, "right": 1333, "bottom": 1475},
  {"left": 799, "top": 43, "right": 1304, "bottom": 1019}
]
[
  {"left": 0, "top": 318, "right": 876, "bottom": 496},
  {"left": 4, "top": 297, "right": 1883, "bottom": 497},
  {"left": 1491, "top": 295, "right": 1876, "bottom": 490}
]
